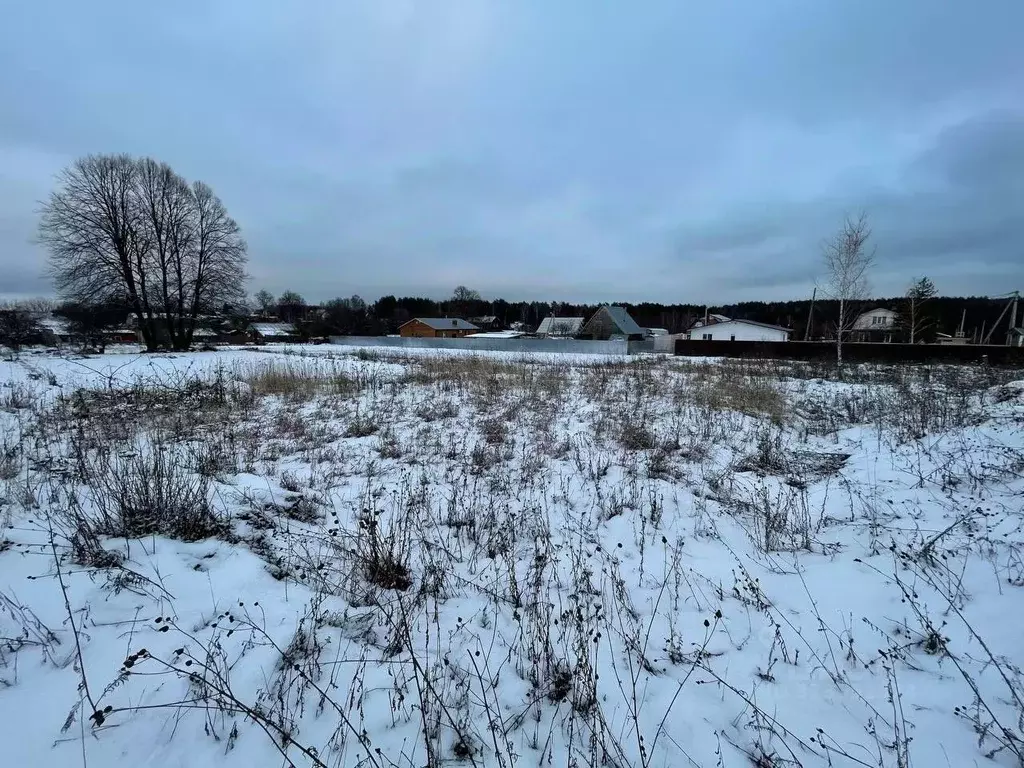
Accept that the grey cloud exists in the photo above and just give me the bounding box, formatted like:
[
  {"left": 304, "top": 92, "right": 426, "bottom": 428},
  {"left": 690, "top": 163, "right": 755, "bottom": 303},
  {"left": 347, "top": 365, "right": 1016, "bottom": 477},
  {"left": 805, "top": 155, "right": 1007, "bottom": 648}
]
[
  {"left": 667, "top": 108, "right": 1024, "bottom": 298},
  {"left": 911, "top": 111, "right": 1024, "bottom": 191},
  {"left": 1, "top": 1, "right": 1023, "bottom": 303}
]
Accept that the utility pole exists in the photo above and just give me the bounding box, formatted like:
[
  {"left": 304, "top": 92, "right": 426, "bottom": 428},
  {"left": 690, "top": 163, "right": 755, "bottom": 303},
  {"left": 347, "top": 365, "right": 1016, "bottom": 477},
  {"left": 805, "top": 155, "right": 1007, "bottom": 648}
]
[
  {"left": 983, "top": 291, "right": 1018, "bottom": 345},
  {"left": 1007, "top": 292, "right": 1019, "bottom": 346},
  {"left": 805, "top": 287, "right": 817, "bottom": 341}
]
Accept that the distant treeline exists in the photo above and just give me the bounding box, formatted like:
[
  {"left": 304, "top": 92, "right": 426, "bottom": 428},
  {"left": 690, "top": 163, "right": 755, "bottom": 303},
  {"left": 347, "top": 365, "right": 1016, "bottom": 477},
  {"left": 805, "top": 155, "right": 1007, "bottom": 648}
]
[
  {"left": 307, "top": 294, "right": 1016, "bottom": 341},
  {"left": 28, "top": 291, "right": 1014, "bottom": 343}
]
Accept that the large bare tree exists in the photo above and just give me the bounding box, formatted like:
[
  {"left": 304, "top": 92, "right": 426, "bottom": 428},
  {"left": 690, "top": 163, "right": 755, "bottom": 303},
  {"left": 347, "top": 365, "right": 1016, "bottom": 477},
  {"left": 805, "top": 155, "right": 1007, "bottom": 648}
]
[
  {"left": 821, "top": 213, "right": 875, "bottom": 365},
  {"left": 38, "top": 154, "right": 246, "bottom": 351}
]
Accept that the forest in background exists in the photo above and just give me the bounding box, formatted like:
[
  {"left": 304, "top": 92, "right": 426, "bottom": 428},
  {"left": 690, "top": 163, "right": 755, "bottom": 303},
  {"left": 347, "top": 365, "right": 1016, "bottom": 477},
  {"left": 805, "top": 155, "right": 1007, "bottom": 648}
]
[
  {"left": 271, "top": 289, "right": 1018, "bottom": 343},
  {"left": 5, "top": 290, "right": 1017, "bottom": 346}
]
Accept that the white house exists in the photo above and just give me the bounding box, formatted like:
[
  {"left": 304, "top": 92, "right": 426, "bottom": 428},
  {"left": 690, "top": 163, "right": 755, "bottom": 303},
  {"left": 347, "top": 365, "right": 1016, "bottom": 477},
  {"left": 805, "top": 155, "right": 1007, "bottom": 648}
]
[
  {"left": 852, "top": 308, "right": 898, "bottom": 331},
  {"left": 851, "top": 308, "right": 899, "bottom": 342},
  {"left": 688, "top": 319, "right": 791, "bottom": 342}
]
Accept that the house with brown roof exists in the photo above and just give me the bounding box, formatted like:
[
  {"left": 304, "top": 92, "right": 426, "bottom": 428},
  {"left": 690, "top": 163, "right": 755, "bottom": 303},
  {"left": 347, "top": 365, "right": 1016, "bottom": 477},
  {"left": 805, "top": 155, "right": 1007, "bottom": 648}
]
[{"left": 399, "top": 318, "right": 480, "bottom": 338}]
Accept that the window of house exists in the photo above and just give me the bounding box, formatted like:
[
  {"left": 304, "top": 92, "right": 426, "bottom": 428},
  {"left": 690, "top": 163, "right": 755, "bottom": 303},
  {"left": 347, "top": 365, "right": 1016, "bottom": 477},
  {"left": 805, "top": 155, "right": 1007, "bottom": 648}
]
[{"left": 702, "top": 333, "right": 712, "bottom": 340}]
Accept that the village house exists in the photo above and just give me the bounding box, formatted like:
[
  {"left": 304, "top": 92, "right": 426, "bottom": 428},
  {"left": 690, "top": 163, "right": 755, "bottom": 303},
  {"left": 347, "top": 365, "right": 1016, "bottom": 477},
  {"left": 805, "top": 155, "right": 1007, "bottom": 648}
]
[
  {"left": 535, "top": 316, "right": 585, "bottom": 337},
  {"left": 470, "top": 315, "right": 504, "bottom": 332},
  {"left": 579, "top": 306, "right": 646, "bottom": 341},
  {"left": 399, "top": 318, "right": 480, "bottom": 338},
  {"left": 687, "top": 318, "right": 791, "bottom": 342},
  {"left": 249, "top": 322, "right": 299, "bottom": 343},
  {"left": 851, "top": 308, "right": 899, "bottom": 343},
  {"left": 38, "top": 317, "right": 74, "bottom": 345},
  {"left": 689, "top": 313, "right": 731, "bottom": 329}
]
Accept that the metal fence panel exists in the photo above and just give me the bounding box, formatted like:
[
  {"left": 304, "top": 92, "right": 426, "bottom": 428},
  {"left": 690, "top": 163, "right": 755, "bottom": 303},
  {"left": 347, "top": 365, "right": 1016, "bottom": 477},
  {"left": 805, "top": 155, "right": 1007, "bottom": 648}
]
[{"left": 328, "top": 336, "right": 633, "bottom": 355}]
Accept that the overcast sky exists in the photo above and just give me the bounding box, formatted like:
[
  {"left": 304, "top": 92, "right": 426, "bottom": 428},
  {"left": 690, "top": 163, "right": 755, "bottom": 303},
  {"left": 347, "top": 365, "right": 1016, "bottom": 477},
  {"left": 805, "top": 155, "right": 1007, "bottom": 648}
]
[{"left": 2, "top": 1, "right": 1022, "bottom": 304}]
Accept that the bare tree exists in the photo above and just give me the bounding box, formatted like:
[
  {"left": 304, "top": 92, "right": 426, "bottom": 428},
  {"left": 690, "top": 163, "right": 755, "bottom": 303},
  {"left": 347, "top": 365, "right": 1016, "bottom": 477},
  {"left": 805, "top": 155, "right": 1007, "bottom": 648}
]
[
  {"left": 38, "top": 153, "right": 246, "bottom": 351},
  {"left": 135, "top": 158, "right": 196, "bottom": 349},
  {"left": 183, "top": 180, "right": 247, "bottom": 347},
  {"left": 276, "top": 290, "right": 306, "bottom": 323},
  {"left": 54, "top": 300, "right": 129, "bottom": 352},
  {"left": 38, "top": 155, "right": 156, "bottom": 347},
  {"left": 452, "top": 285, "right": 481, "bottom": 302},
  {"left": 254, "top": 289, "right": 276, "bottom": 316},
  {"left": 0, "top": 302, "right": 45, "bottom": 352},
  {"left": 904, "top": 276, "right": 936, "bottom": 344},
  {"left": 451, "top": 285, "right": 481, "bottom": 318},
  {"left": 821, "top": 213, "right": 875, "bottom": 365}
]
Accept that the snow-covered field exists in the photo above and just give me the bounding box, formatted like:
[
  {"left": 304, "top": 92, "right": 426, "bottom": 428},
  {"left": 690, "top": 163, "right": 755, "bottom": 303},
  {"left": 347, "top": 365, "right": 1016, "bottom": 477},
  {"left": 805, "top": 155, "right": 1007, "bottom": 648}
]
[{"left": 2, "top": 345, "right": 1023, "bottom": 768}]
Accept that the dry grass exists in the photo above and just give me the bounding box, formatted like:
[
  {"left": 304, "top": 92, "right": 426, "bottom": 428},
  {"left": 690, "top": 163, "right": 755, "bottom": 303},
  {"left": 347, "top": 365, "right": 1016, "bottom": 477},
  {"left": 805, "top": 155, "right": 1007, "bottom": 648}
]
[
  {"left": 7, "top": 349, "right": 1023, "bottom": 768},
  {"left": 244, "top": 360, "right": 356, "bottom": 401}
]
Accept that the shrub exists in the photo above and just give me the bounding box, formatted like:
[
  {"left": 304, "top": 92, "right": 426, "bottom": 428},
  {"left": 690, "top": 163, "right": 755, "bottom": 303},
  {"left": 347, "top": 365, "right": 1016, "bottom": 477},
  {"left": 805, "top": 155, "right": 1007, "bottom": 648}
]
[
  {"left": 0, "top": 439, "right": 18, "bottom": 481},
  {"left": 618, "top": 415, "right": 656, "bottom": 450},
  {"left": 356, "top": 508, "right": 412, "bottom": 591},
  {"left": 85, "top": 441, "right": 224, "bottom": 541},
  {"left": 345, "top": 411, "right": 379, "bottom": 438}
]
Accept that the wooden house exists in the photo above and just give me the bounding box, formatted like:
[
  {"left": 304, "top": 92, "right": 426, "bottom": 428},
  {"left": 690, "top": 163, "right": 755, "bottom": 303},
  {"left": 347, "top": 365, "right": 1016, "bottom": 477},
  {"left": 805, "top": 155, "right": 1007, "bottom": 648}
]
[{"left": 398, "top": 318, "right": 480, "bottom": 338}]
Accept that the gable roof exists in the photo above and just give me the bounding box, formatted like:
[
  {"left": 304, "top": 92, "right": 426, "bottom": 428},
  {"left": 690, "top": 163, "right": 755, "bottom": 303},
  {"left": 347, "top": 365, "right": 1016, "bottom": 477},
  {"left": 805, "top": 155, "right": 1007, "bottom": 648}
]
[
  {"left": 690, "top": 314, "right": 731, "bottom": 329},
  {"left": 598, "top": 305, "right": 645, "bottom": 336},
  {"left": 250, "top": 322, "right": 297, "bottom": 336},
  {"left": 700, "top": 319, "right": 791, "bottom": 333},
  {"left": 536, "top": 316, "right": 584, "bottom": 335},
  {"left": 39, "top": 317, "right": 72, "bottom": 335},
  {"left": 401, "top": 317, "right": 479, "bottom": 331}
]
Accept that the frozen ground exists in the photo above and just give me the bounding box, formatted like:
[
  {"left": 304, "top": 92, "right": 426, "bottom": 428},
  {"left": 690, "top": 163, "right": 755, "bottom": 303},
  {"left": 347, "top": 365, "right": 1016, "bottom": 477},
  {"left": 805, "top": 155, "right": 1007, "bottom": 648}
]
[{"left": 1, "top": 345, "right": 1023, "bottom": 768}]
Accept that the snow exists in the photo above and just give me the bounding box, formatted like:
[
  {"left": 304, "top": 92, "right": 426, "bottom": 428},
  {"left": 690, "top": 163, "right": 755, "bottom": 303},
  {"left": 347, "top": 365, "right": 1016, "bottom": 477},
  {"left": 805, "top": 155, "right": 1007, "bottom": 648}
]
[
  {"left": 464, "top": 331, "right": 525, "bottom": 339},
  {"left": 2, "top": 347, "right": 1023, "bottom": 768},
  {"left": 251, "top": 323, "right": 297, "bottom": 337},
  {"left": 536, "top": 317, "right": 585, "bottom": 336}
]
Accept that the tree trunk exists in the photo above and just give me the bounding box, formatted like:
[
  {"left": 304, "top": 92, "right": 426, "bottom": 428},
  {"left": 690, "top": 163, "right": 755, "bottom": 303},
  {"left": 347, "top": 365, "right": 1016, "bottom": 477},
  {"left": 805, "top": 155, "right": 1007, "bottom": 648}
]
[
  {"left": 909, "top": 297, "right": 916, "bottom": 344},
  {"left": 836, "top": 297, "right": 844, "bottom": 366}
]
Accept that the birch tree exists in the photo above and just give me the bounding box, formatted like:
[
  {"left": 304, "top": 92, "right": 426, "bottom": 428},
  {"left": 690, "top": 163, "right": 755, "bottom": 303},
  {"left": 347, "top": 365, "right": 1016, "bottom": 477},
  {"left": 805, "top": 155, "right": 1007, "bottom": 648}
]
[{"left": 821, "top": 213, "right": 874, "bottom": 365}]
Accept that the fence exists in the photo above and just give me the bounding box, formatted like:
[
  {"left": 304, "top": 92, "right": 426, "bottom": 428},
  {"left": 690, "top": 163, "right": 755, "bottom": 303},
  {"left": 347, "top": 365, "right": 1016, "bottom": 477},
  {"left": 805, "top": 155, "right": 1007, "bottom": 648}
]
[
  {"left": 330, "top": 335, "right": 634, "bottom": 356},
  {"left": 674, "top": 339, "right": 1024, "bottom": 366}
]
